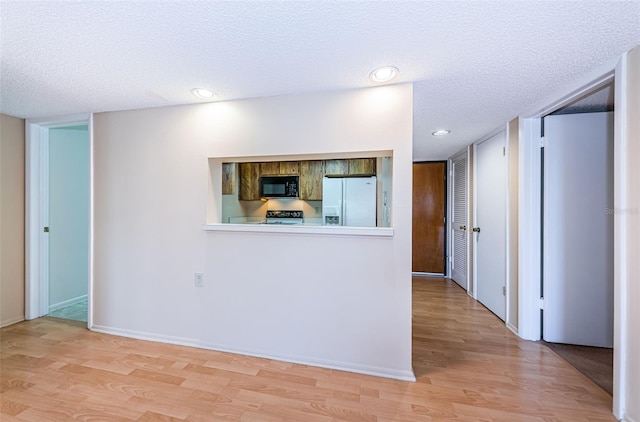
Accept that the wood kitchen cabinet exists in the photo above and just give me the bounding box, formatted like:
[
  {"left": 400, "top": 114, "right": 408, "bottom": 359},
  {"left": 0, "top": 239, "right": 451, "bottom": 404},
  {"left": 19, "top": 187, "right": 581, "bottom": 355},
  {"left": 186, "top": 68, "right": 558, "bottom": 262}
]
[
  {"left": 259, "top": 162, "right": 280, "bottom": 175},
  {"left": 324, "top": 158, "right": 376, "bottom": 176},
  {"left": 279, "top": 161, "right": 300, "bottom": 175},
  {"left": 299, "top": 160, "right": 324, "bottom": 201},
  {"left": 323, "top": 159, "right": 349, "bottom": 175},
  {"left": 348, "top": 158, "right": 376, "bottom": 176},
  {"left": 238, "top": 162, "right": 261, "bottom": 200},
  {"left": 221, "top": 163, "right": 235, "bottom": 195},
  {"left": 260, "top": 160, "right": 299, "bottom": 176}
]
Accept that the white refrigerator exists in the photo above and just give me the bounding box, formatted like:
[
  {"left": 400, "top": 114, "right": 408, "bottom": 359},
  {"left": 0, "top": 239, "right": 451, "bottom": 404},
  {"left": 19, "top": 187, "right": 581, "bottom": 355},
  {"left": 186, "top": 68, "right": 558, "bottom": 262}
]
[{"left": 322, "top": 176, "right": 377, "bottom": 227}]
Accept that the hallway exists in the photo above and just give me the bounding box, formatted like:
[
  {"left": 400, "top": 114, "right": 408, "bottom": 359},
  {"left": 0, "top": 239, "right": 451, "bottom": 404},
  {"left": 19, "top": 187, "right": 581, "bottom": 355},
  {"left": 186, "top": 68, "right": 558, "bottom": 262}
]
[{"left": 411, "top": 277, "right": 613, "bottom": 420}]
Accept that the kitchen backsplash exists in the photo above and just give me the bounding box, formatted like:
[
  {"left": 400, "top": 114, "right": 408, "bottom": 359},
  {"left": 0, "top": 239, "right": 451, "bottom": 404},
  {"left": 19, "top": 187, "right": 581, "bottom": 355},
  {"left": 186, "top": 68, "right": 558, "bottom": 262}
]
[{"left": 221, "top": 195, "right": 322, "bottom": 223}]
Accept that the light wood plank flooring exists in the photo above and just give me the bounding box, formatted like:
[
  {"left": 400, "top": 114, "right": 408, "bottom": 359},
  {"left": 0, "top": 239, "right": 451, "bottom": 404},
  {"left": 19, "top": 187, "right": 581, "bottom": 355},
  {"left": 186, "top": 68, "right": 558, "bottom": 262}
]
[{"left": 1, "top": 278, "right": 614, "bottom": 421}]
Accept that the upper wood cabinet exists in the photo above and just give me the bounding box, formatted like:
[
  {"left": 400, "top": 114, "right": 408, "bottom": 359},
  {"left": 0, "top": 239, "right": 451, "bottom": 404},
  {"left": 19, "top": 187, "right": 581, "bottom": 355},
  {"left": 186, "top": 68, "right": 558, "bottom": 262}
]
[
  {"left": 259, "top": 162, "right": 280, "bottom": 175},
  {"left": 324, "top": 159, "right": 349, "bottom": 175},
  {"left": 299, "top": 160, "right": 324, "bottom": 201},
  {"left": 259, "top": 161, "right": 299, "bottom": 176},
  {"left": 222, "top": 163, "right": 235, "bottom": 195},
  {"left": 238, "top": 162, "right": 261, "bottom": 201},
  {"left": 348, "top": 158, "right": 376, "bottom": 176},
  {"left": 279, "top": 161, "right": 300, "bottom": 175},
  {"left": 324, "top": 158, "right": 376, "bottom": 176}
]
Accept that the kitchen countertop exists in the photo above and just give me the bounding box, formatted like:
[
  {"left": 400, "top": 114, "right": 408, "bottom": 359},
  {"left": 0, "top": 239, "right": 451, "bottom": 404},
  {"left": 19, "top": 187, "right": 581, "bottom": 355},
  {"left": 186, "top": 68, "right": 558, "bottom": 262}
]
[{"left": 202, "top": 223, "right": 394, "bottom": 237}]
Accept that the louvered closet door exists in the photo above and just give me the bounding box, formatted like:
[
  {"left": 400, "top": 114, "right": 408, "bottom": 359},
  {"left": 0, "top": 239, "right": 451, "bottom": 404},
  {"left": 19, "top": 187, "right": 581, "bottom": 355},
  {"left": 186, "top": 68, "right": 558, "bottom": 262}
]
[{"left": 450, "top": 152, "right": 468, "bottom": 289}]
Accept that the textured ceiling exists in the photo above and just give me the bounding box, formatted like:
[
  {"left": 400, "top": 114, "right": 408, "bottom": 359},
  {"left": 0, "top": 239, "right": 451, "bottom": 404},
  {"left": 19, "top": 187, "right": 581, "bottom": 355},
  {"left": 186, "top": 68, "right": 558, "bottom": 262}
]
[{"left": 1, "top": 1, "right": 639, "bottom": 160}]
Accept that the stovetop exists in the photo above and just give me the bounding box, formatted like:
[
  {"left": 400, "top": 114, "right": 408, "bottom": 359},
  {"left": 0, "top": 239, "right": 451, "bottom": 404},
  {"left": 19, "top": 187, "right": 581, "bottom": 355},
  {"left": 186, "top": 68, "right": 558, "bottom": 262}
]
[
  {"left": 266, "top": 210, "right": 303, "bottom": 219},
  {"left": 265, "top": 210, "right": 304, "bottom": 224}
]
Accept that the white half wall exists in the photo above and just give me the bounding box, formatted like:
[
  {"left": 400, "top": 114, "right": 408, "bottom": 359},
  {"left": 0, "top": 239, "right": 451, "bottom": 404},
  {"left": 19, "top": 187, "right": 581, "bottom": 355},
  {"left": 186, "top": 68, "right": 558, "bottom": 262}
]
[{"left": 92, "top": 84, "right": 414, "bottom": 380}]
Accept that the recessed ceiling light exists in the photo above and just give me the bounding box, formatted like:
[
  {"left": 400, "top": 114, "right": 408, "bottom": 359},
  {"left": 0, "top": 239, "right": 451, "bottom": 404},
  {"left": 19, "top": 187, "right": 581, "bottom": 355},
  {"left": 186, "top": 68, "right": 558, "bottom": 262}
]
[
  {"left": 432, "top": 129, "right": 451, "bottom": 136},
  {"left": 369, "top": 66, "right": 398, "bottom": 83},
  {"left": 191, "top": 88, "right": 216, "bottom": 99}
]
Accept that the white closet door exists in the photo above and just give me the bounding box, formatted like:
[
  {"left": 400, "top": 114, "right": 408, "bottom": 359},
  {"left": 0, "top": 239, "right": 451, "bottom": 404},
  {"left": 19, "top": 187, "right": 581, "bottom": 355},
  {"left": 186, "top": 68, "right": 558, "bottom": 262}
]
[
  {"left": 543, "top": 112, "right": 613, "bottom": 347},
  {"left": 474, "top": 131, "right": 507, "bottom": 321},
  {"left": 450, "top": 152, "right": 469, "bottom": 290}
]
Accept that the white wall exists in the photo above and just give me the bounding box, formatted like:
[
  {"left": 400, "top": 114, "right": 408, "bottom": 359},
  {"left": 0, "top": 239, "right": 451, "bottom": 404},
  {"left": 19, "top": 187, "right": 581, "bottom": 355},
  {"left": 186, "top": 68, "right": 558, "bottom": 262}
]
[
  {"left": 48, "top": 126, "right": 89, "bottom": 309},
  {"left": 615, "top": 45, "right": 640, "bottom": 422},
  {"left": 0, "top": 113, "right": 25, "bottom": 327},
  {"left": 92, "top": 84, "right": 414, "bottom": 380}
]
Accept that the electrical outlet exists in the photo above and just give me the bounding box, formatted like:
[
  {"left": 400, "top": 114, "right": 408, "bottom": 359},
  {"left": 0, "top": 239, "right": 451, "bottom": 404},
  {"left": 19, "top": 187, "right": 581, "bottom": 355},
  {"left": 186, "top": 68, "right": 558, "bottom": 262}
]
[{"left": 194, "top": 273, "right": 204, "bottom": 287}]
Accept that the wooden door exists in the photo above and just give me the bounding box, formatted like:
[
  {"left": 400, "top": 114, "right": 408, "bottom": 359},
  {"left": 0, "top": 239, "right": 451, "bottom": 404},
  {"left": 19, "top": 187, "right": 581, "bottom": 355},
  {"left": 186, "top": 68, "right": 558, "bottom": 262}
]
[{"left": 412, "top": 162, "right": 446, "bottom": 273}]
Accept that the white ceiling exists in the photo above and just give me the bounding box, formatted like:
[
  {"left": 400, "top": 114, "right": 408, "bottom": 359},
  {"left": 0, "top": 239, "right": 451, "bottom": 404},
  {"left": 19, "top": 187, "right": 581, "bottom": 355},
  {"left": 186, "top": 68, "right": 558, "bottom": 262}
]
[{"left": 1, "top": 1, "right": 639, "bottom": 160}]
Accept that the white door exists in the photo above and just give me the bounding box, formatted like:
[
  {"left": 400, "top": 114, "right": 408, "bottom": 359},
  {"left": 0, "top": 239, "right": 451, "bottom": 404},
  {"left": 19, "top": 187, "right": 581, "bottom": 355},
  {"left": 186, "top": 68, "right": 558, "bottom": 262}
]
[
  {"left": 450, "top": 151, "right": 469, "bottom": 290},
  {"left": 543, "top": 112, "right": 613, "bottom": 347},
  {"left": 474, "top": 131, "right": 507, "bottom": 320}
]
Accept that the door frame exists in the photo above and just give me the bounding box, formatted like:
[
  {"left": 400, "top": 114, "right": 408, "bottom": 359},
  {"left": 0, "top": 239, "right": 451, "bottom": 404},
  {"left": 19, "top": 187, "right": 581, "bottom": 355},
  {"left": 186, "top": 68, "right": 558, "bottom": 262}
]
[
  {"left": 25, "top": 113, "right": 93, "bottom": 328},
  {"left": 412, "top": 160, "right": 448, "bottom": 276},
  {"left": 518, "top": 67, "right": 629, "bottom": 416},
  {"left": 518, "top": 73, "right": 614, "bottom": 340}
]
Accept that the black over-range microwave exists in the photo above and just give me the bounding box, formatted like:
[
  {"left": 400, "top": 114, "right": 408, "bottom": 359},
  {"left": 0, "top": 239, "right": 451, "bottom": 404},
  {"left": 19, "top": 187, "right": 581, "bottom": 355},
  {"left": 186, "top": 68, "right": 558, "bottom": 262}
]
[{"left": 260, "top": 175, "right": 299, "bottom": 198}]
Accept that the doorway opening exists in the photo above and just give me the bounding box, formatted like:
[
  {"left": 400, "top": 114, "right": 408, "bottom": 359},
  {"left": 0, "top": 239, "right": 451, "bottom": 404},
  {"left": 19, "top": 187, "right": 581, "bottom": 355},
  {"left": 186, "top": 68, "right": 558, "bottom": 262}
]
[
  {"left": 539, "top": 82, "right": 615, "bottom": 395},
  {"left": 25, "top": 114, "right": 93, "bottom": 328},
  {"left": 45, "top": 125, "right": 90, "bottom": 323}
]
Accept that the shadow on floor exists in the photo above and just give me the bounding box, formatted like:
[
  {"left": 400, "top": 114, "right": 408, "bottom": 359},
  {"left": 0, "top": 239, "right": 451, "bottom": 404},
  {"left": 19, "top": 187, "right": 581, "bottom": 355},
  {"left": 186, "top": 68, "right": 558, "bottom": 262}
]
[{"left": 542, "top": 341, "right": 613, "bottom": 396}]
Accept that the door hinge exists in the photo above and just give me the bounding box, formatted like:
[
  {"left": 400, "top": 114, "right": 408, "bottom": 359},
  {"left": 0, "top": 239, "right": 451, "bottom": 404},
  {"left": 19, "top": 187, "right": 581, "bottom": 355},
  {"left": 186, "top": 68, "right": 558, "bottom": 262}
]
[
  {"left": 502, "top": 286, "right": 506, "bottom": 296},
  {"left": 502, "top": 146, "right": 506, "bottom": 156},
  {"left": 43, "top": 226, "right": 50, "bottom": 233},
  {"left": 538, "top": 137, "right": 546, "bottom": 148}
]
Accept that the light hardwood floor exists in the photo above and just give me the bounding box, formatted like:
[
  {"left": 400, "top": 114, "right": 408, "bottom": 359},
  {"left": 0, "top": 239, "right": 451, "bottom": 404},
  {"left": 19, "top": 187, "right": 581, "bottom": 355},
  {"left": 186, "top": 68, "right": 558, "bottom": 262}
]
[{"left": 1, "top": 278, "right": 614, "bottom": 421}]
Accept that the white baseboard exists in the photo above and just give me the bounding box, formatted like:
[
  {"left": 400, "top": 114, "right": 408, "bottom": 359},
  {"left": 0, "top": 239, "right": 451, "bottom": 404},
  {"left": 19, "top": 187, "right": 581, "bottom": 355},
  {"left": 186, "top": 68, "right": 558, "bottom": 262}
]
[
  {"left": 49, "top": 294, "right": 88, "bottom": 312},
  {"left": 1, "top": 315, "right": 25, "bottom": 328},
  {"left": 90, "top": 324, "right": 416, "bottom": 382},
  {"left": 412, "top": 272, "right": 445, "bottom": 277}
]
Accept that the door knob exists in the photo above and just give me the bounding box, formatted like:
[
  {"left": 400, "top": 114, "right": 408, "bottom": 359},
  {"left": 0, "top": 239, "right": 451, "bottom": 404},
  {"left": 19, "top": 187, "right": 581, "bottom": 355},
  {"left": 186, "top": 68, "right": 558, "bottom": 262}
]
[
  {"left": 459, "top": 225, "right": 466, "bottom": 230},
  {"left": 472, "top": 227, "right": 481, "bottom": 233}
]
